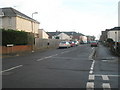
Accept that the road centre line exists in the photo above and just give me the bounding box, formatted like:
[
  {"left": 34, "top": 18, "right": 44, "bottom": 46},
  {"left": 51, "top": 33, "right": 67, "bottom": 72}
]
[
  {"left": 89, "top": 75, "right": 95, "bottom": 80},
  {"left": 1, "top": 65, "right": 23, "bottom": 73},
  {"left": 37, "top": 49, "right": 76, "bottom": 62},
  {"left": 86, "top": 82, "right": 94, "bottom": 89},
  {"left": 37, "top": 54, "right": 58, "bottom": 61},
  {"left": 89, "top": 47, "right": 95, "bottom": 60},
  {"left": 89, "top": 70, "right": 93, "bottom": 74},
  {"left": 89, "top": 60, "right": 95, "bottom": 74}
]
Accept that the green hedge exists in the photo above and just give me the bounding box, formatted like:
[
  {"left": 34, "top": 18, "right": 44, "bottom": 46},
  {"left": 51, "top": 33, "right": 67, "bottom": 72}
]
[{"left": 1, "top": 29, "right": 34, "bottom": 46}]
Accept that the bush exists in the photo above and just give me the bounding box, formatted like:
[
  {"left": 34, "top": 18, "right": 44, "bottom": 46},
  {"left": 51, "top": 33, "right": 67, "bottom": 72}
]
[{"left": 1, "top": 29, "right": 34, "bottom": 46}]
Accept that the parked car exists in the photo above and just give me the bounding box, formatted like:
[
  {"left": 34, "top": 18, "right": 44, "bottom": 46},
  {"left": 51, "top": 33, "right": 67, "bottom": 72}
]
[
  {"left": 74, "top": 41, "right": 79, "bottom": 46},
  {"left": 69, "top": 41, "right": 76, "bottom": 47},
  {"left": 59, "top": 41, "right": 71, "bottom": 48},
  {"left": 90, "top": 41, "right": 98, "bottom": 47}
]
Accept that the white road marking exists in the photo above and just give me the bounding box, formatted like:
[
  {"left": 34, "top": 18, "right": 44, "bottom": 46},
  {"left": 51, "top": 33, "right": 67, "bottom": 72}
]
[
  {"left": 89, "top": 47, "right": 95, "bottom": 60},
  {"left": 89, "top": 70, "right": 93, "bottom": 74},
  {"left": 86, "top": 82, "right": 94, "bottom": 89},
  {"left": 89, "top": 60, "right": 95, "bottom": 74},
  {"left": 89, "top": 75, "right": 95, "bottom": 80},
  {"left": 61, "top": 51, "right": 70, "bottom": 54},
  {"left": 102, "top": 75, "right": 109, "bottom": 80},
  {"left": 95, "top": 74, "right": 120, "bottom": 77},
  {"left": 37, "top": 54, "right": 58, "bottom": 61},
  {"left": 1, "top": 65, "right": 23, "bottom": 73},
  {"left": 102, "top": 83, "right": 111, "bottom": 90}
]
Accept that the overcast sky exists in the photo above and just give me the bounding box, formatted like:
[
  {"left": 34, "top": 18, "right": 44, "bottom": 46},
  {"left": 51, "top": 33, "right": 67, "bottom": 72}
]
[{"left": 0, "top": 0, "right": 119, "bottom": 39}]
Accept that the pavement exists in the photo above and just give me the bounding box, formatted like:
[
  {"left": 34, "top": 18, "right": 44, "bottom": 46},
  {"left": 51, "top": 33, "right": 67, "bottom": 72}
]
[{"left": 93, "top": 44, "right": 120, "bottom": 89}]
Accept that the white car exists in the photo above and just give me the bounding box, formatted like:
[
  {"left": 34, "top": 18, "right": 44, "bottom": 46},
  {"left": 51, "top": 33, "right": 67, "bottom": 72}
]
[{"left": 59, "top": 41, "right": 71, "bottom": 48}]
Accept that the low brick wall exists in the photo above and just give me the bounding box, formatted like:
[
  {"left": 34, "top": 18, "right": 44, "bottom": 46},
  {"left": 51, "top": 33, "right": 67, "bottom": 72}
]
[{"left": 1, "top": 45, "right": 32, "bottom": 55}]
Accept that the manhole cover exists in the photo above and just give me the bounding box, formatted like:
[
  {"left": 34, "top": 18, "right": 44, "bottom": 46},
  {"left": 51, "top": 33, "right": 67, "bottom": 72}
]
[{"left": 101, "top": 57, "right": 115, "bottom": 60}]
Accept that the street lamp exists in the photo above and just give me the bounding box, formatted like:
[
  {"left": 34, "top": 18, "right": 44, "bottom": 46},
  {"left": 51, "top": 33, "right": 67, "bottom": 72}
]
[
  {"left": 31, "top": 12, "right": 38, "bottom": 52},
  {"left": 32, "top": 12, "right": 38, "bottom": 33}
]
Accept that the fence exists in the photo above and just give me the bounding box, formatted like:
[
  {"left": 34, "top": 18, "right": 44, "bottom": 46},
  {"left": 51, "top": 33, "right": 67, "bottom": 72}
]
[{"left": 35, "top": 38, "right": 61, "bottom": 50}]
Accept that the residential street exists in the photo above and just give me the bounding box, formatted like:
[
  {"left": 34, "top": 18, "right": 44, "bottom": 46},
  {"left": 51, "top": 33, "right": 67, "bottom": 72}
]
[{"left": 2, "top": 44, "right": 120, "bottom": 89}]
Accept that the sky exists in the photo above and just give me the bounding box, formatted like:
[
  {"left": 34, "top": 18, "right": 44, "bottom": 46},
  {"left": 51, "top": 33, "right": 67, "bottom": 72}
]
[{"left": 0, "top": 0, "right": 119, "bottom": 39}]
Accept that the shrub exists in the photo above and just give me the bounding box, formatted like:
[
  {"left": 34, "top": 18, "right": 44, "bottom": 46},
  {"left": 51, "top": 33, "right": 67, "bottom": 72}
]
[{"left": 1, "top": 29, "right": 34, "bottom": 46}]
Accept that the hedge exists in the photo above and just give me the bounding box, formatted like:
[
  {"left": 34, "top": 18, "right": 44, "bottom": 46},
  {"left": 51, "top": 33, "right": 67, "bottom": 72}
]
[{"left": 1, "top": 29, "right": 34, "bottom": 46}]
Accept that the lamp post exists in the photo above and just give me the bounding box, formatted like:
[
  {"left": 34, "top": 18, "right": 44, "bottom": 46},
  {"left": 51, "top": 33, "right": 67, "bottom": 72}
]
[
  {"left": 31, "top": 12, "right": 38, "bottom": 52},
  {"left": 32, "top": 12, "right": 38, "bottom": 33}
]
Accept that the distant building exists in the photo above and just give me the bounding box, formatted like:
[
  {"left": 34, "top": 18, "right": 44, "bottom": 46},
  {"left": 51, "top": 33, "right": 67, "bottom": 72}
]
[
  {"left": 47, "top": 32, "right": 71, "bottom": 40},
  {"left": 100, "top": 30, "right": 108, "bottom": 43},
  {"left": 86, "top": 36, "right": 95, "bottom": 43},
  {"left": 47, "top": 31, "right": 84, "bottom": 41},
  {"left": 0, "top": 7, "right": 40, "bottom": 37}
]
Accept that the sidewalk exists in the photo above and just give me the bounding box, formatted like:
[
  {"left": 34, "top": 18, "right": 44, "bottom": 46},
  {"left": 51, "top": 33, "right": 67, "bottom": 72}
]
[{"left": 95, "top": 44, "right": 119, "bottom": 60}]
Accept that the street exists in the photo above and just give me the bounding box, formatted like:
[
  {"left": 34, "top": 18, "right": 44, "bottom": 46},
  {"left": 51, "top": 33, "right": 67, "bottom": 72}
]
[{"left": 2, "top": 44, "right": 120, "bottom": 89}]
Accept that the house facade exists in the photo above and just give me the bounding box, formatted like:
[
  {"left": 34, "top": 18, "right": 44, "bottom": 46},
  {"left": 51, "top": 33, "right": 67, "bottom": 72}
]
[
  {"left": 107, "top": 27, "right": 120, "bottom": 42},
  {"left": 1, "top": 7, "right": 40, "bottom": 37},
  {"left": 100, "top": 27, "right": 120, "bottom": 43},
  {"left": 56, "top": 33, "right": 71, "bottom": 40}
]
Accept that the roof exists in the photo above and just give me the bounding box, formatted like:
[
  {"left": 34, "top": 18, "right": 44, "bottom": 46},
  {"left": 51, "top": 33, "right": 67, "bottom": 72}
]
[
  {"left": 47, "top": 31, "right": 84, "bottom": 36},
  {"left": 110, "top": 27, "right": 120, "bottom": 30},
  {"left": 1, "top": 7, "right": 40, "bottom": 23},
  {"left": 106, "top": 27, "right": 120, "bottom": 31}
]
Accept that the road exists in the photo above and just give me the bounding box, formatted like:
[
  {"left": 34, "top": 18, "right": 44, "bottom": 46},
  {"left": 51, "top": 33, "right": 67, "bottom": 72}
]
[{"left": 1, "top": 44, "right": 120, "bottom": 89}]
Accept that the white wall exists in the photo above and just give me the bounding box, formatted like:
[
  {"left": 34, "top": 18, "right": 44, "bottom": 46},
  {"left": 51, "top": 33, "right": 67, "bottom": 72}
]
[
  {"left": 38, "top": 29, "right": 49, "bottom": 39},
  {"left": 107, "top": 30, "right": 120, "bottom": 42}
]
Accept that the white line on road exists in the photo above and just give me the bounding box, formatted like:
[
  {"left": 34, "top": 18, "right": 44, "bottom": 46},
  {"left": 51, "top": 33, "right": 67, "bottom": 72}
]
[
  {"left": 86, "top": 82, "right": 94, "bottom": 89},
  {"left": 89, "top": 70, "right": 93, "bottom": 74},
  {"left": 89, "top": 60, "right": 95, "bottom": 74},
  {"left": 37, "top": 54, "right": 58, "bottom": 61},
  {"left": 1, "top": 65, "right": 23, "bottom": 73},
  {"left": 102, "top": 83, "right": 111, "bottom": 90},
  {"left": 102, "top": 75, "right": 109, "bottom": 80},
  {"left": 95, "top": 74, "right": 120, "bottom": 77},
  {"left": 89, "top": 75, "right": 95, "bottom": 80}
]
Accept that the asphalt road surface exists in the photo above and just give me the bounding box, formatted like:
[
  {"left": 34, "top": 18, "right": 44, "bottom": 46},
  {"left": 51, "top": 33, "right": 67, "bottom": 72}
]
[{"left": 1, "top": 44, "right": 120, "bottom": 89}]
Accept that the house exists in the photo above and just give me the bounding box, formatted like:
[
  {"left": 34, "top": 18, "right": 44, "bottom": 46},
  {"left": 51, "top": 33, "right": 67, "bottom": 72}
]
[
  {"left": 62, "top": 31, "right": 84, "bottom": 41},
  {"left": 57, "top": 33, "right": 71, "bottom": 40},
  {"left": 47, "top": 32, "right": 72, "bottom": 40},
  {"left": 38, "top": 29, "right": 49, "bottom": 39},
  {"left": 0, "top": 7, "right": 40, "bottom": 37},
  {"left": 47, "top": 31, "right": 85, "bottom": 41},
  {"left": 107, "top": 27, "right": 120, "bottom": 42}
]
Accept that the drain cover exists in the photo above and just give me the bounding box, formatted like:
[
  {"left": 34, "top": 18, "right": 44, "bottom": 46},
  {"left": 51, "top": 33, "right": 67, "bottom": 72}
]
[{"left": 101, "top": 57, "right": 115, "bottom": 60}]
